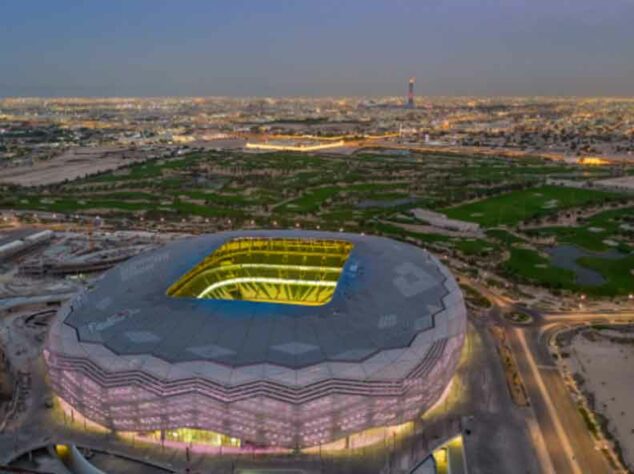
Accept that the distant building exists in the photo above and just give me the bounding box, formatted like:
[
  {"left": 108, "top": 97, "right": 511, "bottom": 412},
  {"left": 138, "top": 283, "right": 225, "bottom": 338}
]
[
  {"left": 245, "top": 139, "right": 345, "bottom": 152},
  {"left": 406, "top": 77, "right": 415, "bottom": 109}
]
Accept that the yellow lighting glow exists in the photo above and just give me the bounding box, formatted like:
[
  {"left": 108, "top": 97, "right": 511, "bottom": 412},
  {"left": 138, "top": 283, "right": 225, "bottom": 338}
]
[
  {"left": 55, "top": 444, "right": 70, "bottom": 458},
  {"left": 168, "top": 237, "right": 353, "bottom": 306},
  {"left": 579, "top": 156, "right": 609, "bottom": 166},
  {"left": 146, "top": 427, "right": 240, "bottom": 448},
  {"left": 245, "top": 140, "right": 345, "bottom": 152}
]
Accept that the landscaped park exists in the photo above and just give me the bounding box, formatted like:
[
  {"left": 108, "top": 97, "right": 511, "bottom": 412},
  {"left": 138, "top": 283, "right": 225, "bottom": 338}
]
[{"left": 0, "top": 148, "right": 631, "bottom": 298}]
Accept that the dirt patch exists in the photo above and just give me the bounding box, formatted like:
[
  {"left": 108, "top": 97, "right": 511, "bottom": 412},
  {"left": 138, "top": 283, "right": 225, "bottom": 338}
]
[
  {"left": 562, "top": 327, "right": 634, "bottom": 471},
  {"left": 0, "top": 146, "right": 170, "bottom": 186}
]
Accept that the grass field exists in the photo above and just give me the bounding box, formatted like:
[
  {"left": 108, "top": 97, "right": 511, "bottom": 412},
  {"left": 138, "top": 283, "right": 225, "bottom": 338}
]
[
  {"left": 276, "top": 186, "right": 340, "bottom": 213},
  {"left": 502, "top": 246, "right": 633, "bottom": 297},
  {"left": 526, "top": 207, "right": 634, "bottom": 252},
  {"left": 486, "top": 228, "right": 526, "bottom": 244},
  {"left": 443, "top": 185, "right": 624, "bottom": 227},
  {"left": 503, "top": 247, "right": 577, "bottom": 288},
  {"left": 1, "top": 148, "right": 631, "bottom": 298},
  {"left": 576, "top": 255, "right": 634, "bottom": 296},
  {"left": 452, "top": 238, "right": 498, "bottom": 256}
]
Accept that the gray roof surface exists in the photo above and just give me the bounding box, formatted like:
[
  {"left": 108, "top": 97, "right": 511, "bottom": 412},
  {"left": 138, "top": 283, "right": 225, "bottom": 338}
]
[{"left": 64, "top": 230, "right": 452, "bottom": 369}]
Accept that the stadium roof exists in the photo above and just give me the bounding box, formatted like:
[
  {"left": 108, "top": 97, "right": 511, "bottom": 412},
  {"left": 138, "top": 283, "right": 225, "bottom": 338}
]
[{"left": 64, "top": 230, "right": 454, "bottom": 369}]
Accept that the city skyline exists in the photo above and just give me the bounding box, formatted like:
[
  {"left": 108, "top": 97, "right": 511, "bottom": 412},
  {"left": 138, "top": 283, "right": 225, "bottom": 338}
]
[
  {"left": 2, "top": 0, "right": 634, "bottom": 98},
  {"left": 1, "top": 2, "right": 634, "bottom": 472}
]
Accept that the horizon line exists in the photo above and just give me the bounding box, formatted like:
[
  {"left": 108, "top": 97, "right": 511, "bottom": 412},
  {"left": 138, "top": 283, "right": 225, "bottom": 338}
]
[{"left": 2, "top": 94, "right": 634, "bottom": 101}]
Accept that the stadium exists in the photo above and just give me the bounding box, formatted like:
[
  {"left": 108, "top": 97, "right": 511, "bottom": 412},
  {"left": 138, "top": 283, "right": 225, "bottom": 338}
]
[{"left": 44, "top": 230, "right": 466, "bottom": 449}]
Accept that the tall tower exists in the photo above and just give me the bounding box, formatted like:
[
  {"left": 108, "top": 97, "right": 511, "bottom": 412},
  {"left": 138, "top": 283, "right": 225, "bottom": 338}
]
[{"left": 406, "top": 77, "right": 415, "bottom": 108}]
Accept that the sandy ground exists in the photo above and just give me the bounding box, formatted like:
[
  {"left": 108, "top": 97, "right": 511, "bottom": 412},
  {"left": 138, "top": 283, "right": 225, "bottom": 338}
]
[
  {"left": 564, "top": 330, "right": 634, "bottom": 470},
  {"left": 0, "top": 146, "right": 165, "bottom": 186}
]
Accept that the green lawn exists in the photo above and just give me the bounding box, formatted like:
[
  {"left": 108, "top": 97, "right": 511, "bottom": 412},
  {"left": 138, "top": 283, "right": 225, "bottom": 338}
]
[
  {"left": 526, "top": 226, "right": 627, "bottom": 253},
  {"left": 577, "top": 255, "right": 634, "bottom": 296},
  {"left": 171, "top": 201, "right": 244, "bottom": 218},
  {"left": 486, "top": 228, "right": 526, "bottom": 244},
  {"left": 451, "top": 238, "right": 498, "bottom": 256},
  {"left": 77, "top": 191, "right": 159, "bottom": 201},
  {"left": 525, "top": 206, "right": 634, "bottom": 252},
  {"left": 276, "top": 187, "right": 340, "bottom": 213},
  {"left": 502, "top": 246, "right": 634, "bottom": 297},
  {"left": 503, "top": 247, "right": 577, "bottom": 288},
  {"left": 442, "top": 185, "right": 624, "bottom": 227},
  {"left": 178, "top": 191, "right": 254, "bottom": 207}
]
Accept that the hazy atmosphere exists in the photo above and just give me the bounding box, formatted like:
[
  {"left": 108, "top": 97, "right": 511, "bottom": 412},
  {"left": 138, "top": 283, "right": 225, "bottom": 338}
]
[
  {"left": 1, "top": 2, "right": 634, "bottom": 473},
  {"left": 2, "top": 0, "right": 634, "bottom": 97}
]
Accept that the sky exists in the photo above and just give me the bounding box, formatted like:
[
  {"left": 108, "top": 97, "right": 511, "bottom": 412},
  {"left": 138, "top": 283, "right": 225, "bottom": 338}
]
[{"left": 1, "top": 0, "right": 633, "bottom": 98}]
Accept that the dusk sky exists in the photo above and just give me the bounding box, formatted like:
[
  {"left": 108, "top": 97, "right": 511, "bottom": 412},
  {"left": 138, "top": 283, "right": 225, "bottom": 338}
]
[{"left": 1, "top": 0, "right": 634, "bottom": 97}]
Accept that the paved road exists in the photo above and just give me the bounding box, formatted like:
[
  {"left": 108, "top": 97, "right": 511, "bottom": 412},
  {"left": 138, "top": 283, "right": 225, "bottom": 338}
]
[
  {"left": 508, "top": 326, "right": 609, "bottom": 474},
  {"left": 464, "top": 278, "right": 629, "bottom": 473},
  {"left": 506, "top": 309, "right": 633, "bottom": 473},
  {"left": 3, "top": 273, "right": 627, "bottom": 473}
]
